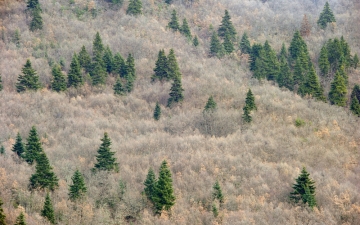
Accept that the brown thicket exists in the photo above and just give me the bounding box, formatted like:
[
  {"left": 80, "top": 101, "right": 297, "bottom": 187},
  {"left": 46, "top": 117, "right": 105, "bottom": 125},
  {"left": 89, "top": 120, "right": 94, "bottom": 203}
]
[
  {"left": 0, "top": 0, "right": 360, "bottom": 224},
  {"left": 300, "top": 14, "right": 311, "bottom": 37}
]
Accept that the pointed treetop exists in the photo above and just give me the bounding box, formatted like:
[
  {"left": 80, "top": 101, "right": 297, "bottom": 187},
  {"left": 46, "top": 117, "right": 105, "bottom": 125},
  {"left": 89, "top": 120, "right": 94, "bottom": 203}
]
[
  {"left": 12, "top": 132, "right": 25, "bottom": 157},
  {"left": 153, "top": 102, "right": 161, "bottom": 121},
  {"left": 41, "top": 193, "right": 55, "bottom": 224},
  {"left": 317, "top": 1, "right": 336, "bottom": 29},
  {"left": 69, "top": 169, "right": 87, "bottom": 202},
  {"left": 93, "top": 132, "right": 118, "bottom": 172},
  {"left": 168, "top": 10, "right": 180, "bottom": 32},
  {"left": 240, "top": 32, "right": 251, "bottom": 54},
  {"left": 204, "top": 96, "right": 217, "bottom": 112},
  {"left": 218, "top": 10, "right": 237, "bottom": 40}
]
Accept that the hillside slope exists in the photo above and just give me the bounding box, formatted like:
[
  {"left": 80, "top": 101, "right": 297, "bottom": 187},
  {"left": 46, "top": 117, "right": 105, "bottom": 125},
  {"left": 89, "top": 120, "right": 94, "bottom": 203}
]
[{"left": 0, "top": 0, "right": 359, "bottom": 224}]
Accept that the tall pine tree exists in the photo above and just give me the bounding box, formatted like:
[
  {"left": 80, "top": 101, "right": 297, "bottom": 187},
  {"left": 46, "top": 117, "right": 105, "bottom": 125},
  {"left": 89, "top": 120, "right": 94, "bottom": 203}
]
[
  {"left": 244, "top": 89, "right": 257, "bottom": 111},
  {"left": 41, "top": 193, "right": 55, "bottom": 224},
  {"left": 67, "top": 53, "right": 83, "bottom": 88},
  {"left": 289, "top": 31, "right": 309, "bottom": 62},
  {"left": 113, "top": 53, "right": 125, "bottom": 76},
  {"left": 152, "top": 49, "right": 169, "bottom": 82},
  {"left": 167, "top": 75, "right": 184, "bottom": 108},
  {"left": 153, "top": 160, "right": 175, "bottom": 214},
  {"left": 240, "top": 32, "right": 251, "bottom": 54},
  {"left": 328, "top": 71, "right": 347, "bottom": 106},
  {"left": 167, "top": 49, "right": 181, "bottom": 80},
  {"left": 23, "top": 126, "right": 43, "bottom": 165},
  {"left": 29, "top": 152, "right": 59, "bottom": 191},
  {"left": 69, "top": 170, "right": 87, "bottom": 202},
  {"left": 51, "top": 64, "right": 67, "bottom": 92},
  {"left": 277, "top": 55, "right": 294, "bottom": 91},
  {"left": 92, "top": 132, "right": 118, "bottom": 172},
  {"left": 113, "top": 78, "right": 125, "bottom": 95},
  {"left": 103, "top": 46, "right": 114, "bottom": 74},
  {"left": 209, "top": 31, "right": 224, "bottom": 58},
  {"left": 223, "top": 30, "right": 234, "bottom": 54},
  {"left": 16, "top": 59, "right": 41, "bottom": 93},
  {"left": 144, "top": 167, "right": 157, "bottom": 203},
  {"left": 318, "top": 46, "right": 330, "bottom": 77},
  {"left": 204, "top": 96, "right": 217, "bottom": 112},
  {"left": 78, "top": 45, "right": 92, "bottom": 73},
  {"left": 212, "top": 180, "right": 224, "bottom": 204},
  {"left": 92, "top": 32, "right": 104, "bottom": 57},
  {"left": 317, "top": 2, "right": 336, "bottom": 29},
  {"left": 290, "top": 167, "right": 317, "bottom": 208},
  {"left": 125, "top": 53, "right": 136, "bottom": 92},
  {"left": 12, "top": 132, "right": 25, "bottom": 158},
  {"left": 168, "top": 10, "right": 180, "bottom": 32},
  {"left": 126, "top": 0, "right": 142, "bottom": 15},
  {"left": 0, "top": 198, "right": 5, "bottom": 225},
  {"left": 14, "top": 212, "right": 26, "bottom": 225},
  {"left": 218, "top": 10, "right": 236, "bottom": 40},
  {"left": 153, "top": 102, "right": 161, "bottom": 121},
  {"left": 29, "top": 8, "right": 43, "bottom": 31},
  {"left": 298, "top": 66, "right": 326, "bottom": 102},
  {"left": 180, "top": 18, "right": 192, "bottom": 39}
]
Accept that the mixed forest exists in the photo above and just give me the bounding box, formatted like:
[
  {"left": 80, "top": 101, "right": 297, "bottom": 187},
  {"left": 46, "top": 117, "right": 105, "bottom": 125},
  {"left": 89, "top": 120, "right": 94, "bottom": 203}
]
[{"left": 0, "top": 0, "right": 360, "bottom": 224}]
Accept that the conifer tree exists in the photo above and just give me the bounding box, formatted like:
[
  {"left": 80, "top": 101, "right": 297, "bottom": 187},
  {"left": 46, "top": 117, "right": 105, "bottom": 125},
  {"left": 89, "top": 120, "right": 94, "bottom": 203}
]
[
  {"left": 125, "top": 53, "right": 136, "bottom": 92},
  {"left": 212, "top": 180, "right": 224, "bottom": 204},
  {"left": 27, "top": 0, "right": 41, "bottom": 10},
  {"left": 78, "top": 45, "right": 92, "bottom": 73},
  {"left": 168, "top": 10, "right": 180, "bottom": 32},
  {"left": 0, "top": 74, "right": 3, "bottom": 91},
  {"left": 51, "top": 65, "right": 67, "bottom": 92},
  {"left": 69, "top": 170, "right": 87, "bottom": 202},
  {"left": 352, "top": 54, "right": 359, "bottom": 69},
  {"left": 29, "top": 152, "right": 59, "bottom": 191},
  {"left": 351, "top": 84, "right": 360, "bottom": 104},
  {"left": 317, "top": 2, "right": 336, "bottom": 29},
  {"left": 298, "top": 66, "right": 326, "bottom": 102},
  {"left": 0, "top": 198, "right": 5, "bottom": 225},
  {"left": 223, "top": 30, "right": 234, "bottom": 54},
  {"left": 193, "top": 35, "right": 199, "bottom": 47},
  {"left": 103, "top": 46, "right": 114, "bottom": 74},
  {"left": 16, "top": 59, "right": 41, "bottom": 93},
  {"left": 329, "top": 71, "right": 347, "bottom": 106},
  {"left": 180, "top": 18, "right": 192, "bottom": 39},
  {"left": 167, "top": 49, "right": 181, "bottom": 80},
  {"left": 290, "top": 167, "right": 317, "bottom": 208},
  {"left": 153, "top": 160, "right": 175, "bottom": 214},
  {"left": 167, "top": 75, "right": 184, "bottom": 108},
  {"left": 41, "top": 193, "right": 55, "bottom": 224},
  {"left": 209, "top": 31, "right": 224, "bottom": 58},
  {"left": 153, "top": 102, "right": 161, "bottom": 121},
  {"left": 126, "top": 0, "right": 142, "bottom": 15},
  {"left": 240, "top": 32, "right": 251, "bottom": 54},
  {"left": 93, "top": 132, "right": 118, "bottom": 172},
  {"left": 12, "top": 132, "right": 25, "bottom": 158},
  {"left": 90, "top": 53, "right": 107, "bottom": 86},
  {"left": 277, "top": 56, "right": 294, "bottom": 91},
  {"left": 262, "top": 40, "right": 279, "bottom": 81},
  {"left": 326, "top": 38, "right": 342, "bottom": 67},
  {"left": 165, "top": 0, "right": 173, "bottom": 4},
  {"left": 279, "top": 43, "right": 288, "bottom": 60},
  {"left": 93, "top": 32, "right": 104, "bottom": 57},
  {"left": 318, "top": 46, "right": 330, "bottom": 76},
  {"left": 242, "top": 105, "right": 252, "bottom": 123},
  {"left": 29, "top": 8, "right": 43, "bottom": 31},
  {"left": 293, "top": 57, "right": 305, "bottom": 86},
  {"left": 14, "top": 212, "right": 26, "bottom": 225},
  {"left": 113, "top": 78, "right": 125, "bottom": 95},
  {"left": 218, "top": 10, "right": 236, "bottom": 40},
  {"left": 340, "top": 36, "right": 351, "bottom": 68},
  {"left": 113, "top": 53, "right": 125, "bottom": 76},
  {"left": 143, "top": 167, "right": 157, "bottom": 202},
  {"left": 23, "top": 126, "right": 43, "bottom": 165},
  {"left": 249, "top": 44, "right": 263, "bottom": 71},
  {"left": 67, "top": 53, "right": 83, "bottom": 88},
  {"left": 252, "top": 55, "right": 266, "bottom": 80},
  {"left": 289, "top": 31, "right": 309, "bottom": 61},
  {"left": 350, "top": 95, "right": 360, "bottom": 116},
  {"left": 152, "top": 50, "right": 169, "bottom": 82},
  {"left": 0, "top": 146, "right": 4, "bottom": 155},
  {"left": 300, "top": 14, "right": 311, "bottom": 37},
  {"left": 244, "top": 89, "right": 257, "bottom": 111},
  {"left": 204, "top": 96, "right": 217, "bottom": 112}
]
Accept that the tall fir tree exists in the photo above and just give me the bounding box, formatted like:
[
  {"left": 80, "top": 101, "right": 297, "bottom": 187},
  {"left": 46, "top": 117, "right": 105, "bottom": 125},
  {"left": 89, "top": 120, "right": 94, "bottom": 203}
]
[
  {"left": 326, "top": 38, "right": 342, "bottom": 67},
  {"left": 12, "top": 132, "right": 25, "bottom": 158},
  {"left": 78, "top": 45, "right": 92, "bottom": 73},
  {"left": 0, "top": 198, "right": 5, "bottom": 225},
  {"left": 151, "top": 49, "right": 169, "bottom": 82},
  {"left": 168, "top": 10, "right": 180, "bottom": 32},
  {"left": 69, "top": 170, "right": 87, "bottom": 202},
  {"left": 92, "top": 132, "right": 118, "bottom": 172},
  {"left": 288, "top": 30, "right": 309, "bottom": 62},
  {"left": 317, "top": 1, "right": 336, "bottom": 29},
  {"left": 143, "top": 167, "right": 157, "bottom": 202},
  {"left": 290, "top": 167, "right": 317, "bottom": 208},
  {"left": 51, "top": 64, "right": 67, "bottom": 92},
  {"left": 29, "top": 8, "right": 43, "bottom": 31},
  {"left": 242, "top": 106, "right": 252, "bottom": 123},
  {"left": 0, "top": 146, "right": 4, "bottom": 155},
  {"left": 277, "top": 56, "right": 294, "bottom": 91},
  {"left": 14, "top": 212, "right": 26, "bottom": 225},
  {"left": 223, "top": 30, "right": 234, "bottom": 54},
  {"left": 29, "top": 152, "right": 59, "bottom": 191},
  {"left": 350, "top": 84, "right": 360, "bottom": 104},
  {"left": 153, "top": 102, "right": 161, "bottom": 121},
  {"left": 218, "top": 10, "right": 236, "bottom": 40},
  {"left": 193, "top": 35, "right": 199, "bottom": 47},
  {"left": 204, "top": 96, "right": 217, "bottom": 112},
  {"left": 300, "top": 14, "right": 311, "bottom": 37},
  {"left": 212, "top": 180, "right": 224, "bottom": 204},
  {"left": 353, "top": 54, "right": 359, "bottom": 69},
  {"left": 113, "top": 78, "right": 125, "bottom": 95},
  {"left": 23, "top": 126, "right": 43, "bottom": 165},
  {"left": 350, "top": 95, "right": 360, "bottom": 116},
  {"left": 298, "top": 66, "right": 326, "bottom": 102},
  {"left": 279, "top": 43, "right": 288, "bottom": 60},
  {"left": 93, "top": 32, "right": 104, "bottom": 57},
  {"left": 67, "top": 53, "right": 83, "bottom": 88},
  {"left": 103, "top": 46, "right": 114, "bottom": 74},
  {"left": 125, "top": 53, "right": 136, "bottom": 92},
  {"left": 252, "top": 54, "right": 267, "bottom": 80},
  {"left": 262, "top": 40, "right": 280, "bottom": 81},
  {"left": 209, "top": 31, "right": 224, "bottom": 58},
  {"left": 180, "top": 18, "right": 192, "bottom": 39},
  {"left": 153, "top": 160, "right": 175, "bottom": 214},
  {"left": 167, "top": 75, "right": 184, "bottom": 108},
  {"left": 249, "top": 43, "right": 263, "bottom": 71},
  {"left": 126, "top": 0, "right": 142, "bottom": 15},
  {"left": 328, "top": 71, "right": 347, "bottom": 106},
  {"left": 244, "top": 89, "right": 257, "bottom": 111},
  {"left": 167, "top": 49, "right": 181, "bottom": 80},
  {"left": 16, "top": 59, "right": 41, "bottom": 93},
  {"left": 27, "top": 0, "right": 41, "bottom": 11},
  {"left": 239, "top": 32, "right": 251, "bottom": 54},
  {"left": 90, "top": 53, "right": 107, "bottom": 86},
  {"left": 41, "top": 193, "right": 55, "bottom": 224},
  {"left": 318, "top": 45, "right": 330, "bottom": 77},
  {"left": 293, "top": 57, "right": 305, "bottom": 86},
  {"left": 113, "top": 53, "right": 125, "bottom": 76}
]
